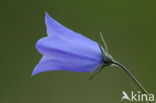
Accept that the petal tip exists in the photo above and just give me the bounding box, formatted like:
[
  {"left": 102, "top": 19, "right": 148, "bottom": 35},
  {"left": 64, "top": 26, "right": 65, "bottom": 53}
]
[
  {"left": 31, "top": 70, "right": 37, "bottom": 77},
  {"left": 45, "top": 11, "right": 49, "bottom": 17},
  {"left": 45, "top": 11, "right": 52, "bottom": 22},
  {"left": 31, "top": 65, "right": 41, "bottom": 77}
]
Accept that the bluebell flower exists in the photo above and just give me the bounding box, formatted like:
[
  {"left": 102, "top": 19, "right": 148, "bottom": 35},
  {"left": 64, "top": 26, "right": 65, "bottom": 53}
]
[
  {"left": 32, "top": 12, "right": 104, "bottom": 76},
  {"left": 32, "top": 12, "right": 149, "bottom": 98}
]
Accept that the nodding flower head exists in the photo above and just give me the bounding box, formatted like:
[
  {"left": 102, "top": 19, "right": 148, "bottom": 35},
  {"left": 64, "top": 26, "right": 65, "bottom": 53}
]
[
  {"left": 32, "top": 12, "right": 104, "bottom": 76},
  {"left": 31, "top": 12, "right": 149, "bottom": 97}
]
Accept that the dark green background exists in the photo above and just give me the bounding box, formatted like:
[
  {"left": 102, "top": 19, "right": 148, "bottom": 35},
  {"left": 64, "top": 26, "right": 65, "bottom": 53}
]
[{"left": 1, "top": 0, "right": 156, "bottom": 103}]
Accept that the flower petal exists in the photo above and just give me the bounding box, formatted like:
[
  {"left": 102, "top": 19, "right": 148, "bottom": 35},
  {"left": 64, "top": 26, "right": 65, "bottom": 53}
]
[
  {"left": 45, "top": 12, "right": 102, "bottom": 52},
  {"left": 32, "top": 56, "right": 102, "bottom": 76},
  {"left": 36, "top": 37, "right": 103, "bottom": 61}
]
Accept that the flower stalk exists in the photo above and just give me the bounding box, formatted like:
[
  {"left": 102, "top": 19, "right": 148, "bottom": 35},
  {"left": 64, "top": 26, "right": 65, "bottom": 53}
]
[{"left": 112, "top": 61, "right": 148, "bottom": 95}]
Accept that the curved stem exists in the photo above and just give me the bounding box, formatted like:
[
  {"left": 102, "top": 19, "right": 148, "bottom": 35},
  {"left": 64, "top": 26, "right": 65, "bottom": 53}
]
[{"left": 112, "top": 61, "right": 148, "bottom": 95}]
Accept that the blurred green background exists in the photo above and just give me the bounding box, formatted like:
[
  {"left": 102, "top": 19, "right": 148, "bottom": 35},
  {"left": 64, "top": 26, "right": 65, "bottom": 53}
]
[{"left": 1, "top": 0, "right": 156, "bottom": 103}]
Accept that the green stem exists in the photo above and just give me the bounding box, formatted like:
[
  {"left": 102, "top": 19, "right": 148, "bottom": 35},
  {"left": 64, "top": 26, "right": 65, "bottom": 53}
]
[
  {"left": 113, "top": 61, "right": 148, "bottom": 95},
  {"left": 113, "top": 61, "right": 153, "bottom": 103}
]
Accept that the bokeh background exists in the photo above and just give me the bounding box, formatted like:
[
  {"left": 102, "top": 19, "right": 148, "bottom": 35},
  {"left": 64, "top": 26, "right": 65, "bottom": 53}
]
[{"left": 1, "top": 0, "right": 156, "bottom": 103}]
